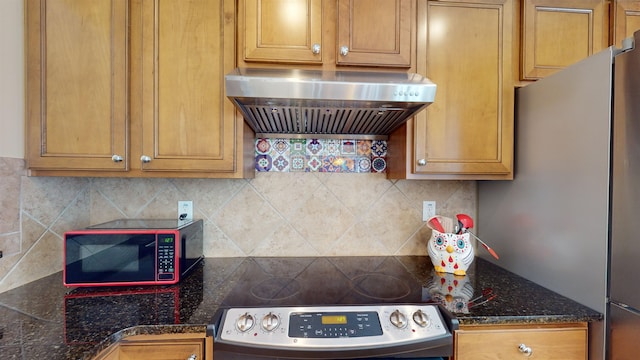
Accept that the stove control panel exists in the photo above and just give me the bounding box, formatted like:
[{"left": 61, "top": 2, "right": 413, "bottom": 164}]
[{"left": 216, "top": 304, "right": 450, "bottom": 351}]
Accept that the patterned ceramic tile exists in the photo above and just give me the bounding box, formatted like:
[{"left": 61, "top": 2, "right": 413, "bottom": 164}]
[
  {"left": 357, "top": 140, "right": 372, "bottom": 156},
  {"left": 272, "top": 155, "right": 290, "bottom": 172},
  {"left": 256, "top": 154, "right": 272, "bottom": 172},
  {"left": 255, "top": 138, "right": 386, "bottom": 173},
  {"left": 371, "top": 140, "right": 388, "bottom": 157},
  {"left": 371, "top": 157, "right": 387, "bottom": 173}
]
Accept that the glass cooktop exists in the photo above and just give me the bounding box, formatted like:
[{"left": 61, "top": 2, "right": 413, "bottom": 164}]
[{"left": 218, "top": 256, "right": 445, "bottom": 307}]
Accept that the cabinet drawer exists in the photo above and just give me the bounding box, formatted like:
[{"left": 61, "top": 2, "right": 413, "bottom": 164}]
[
  {"left": 118, "top": 340, "right": 204, "bottom": 360},
  {"left": 455, "top": 325, "right": 587, "bottom": 359},
  {"left": 93, "top": 333, "right": 210, "bottom": 360}
]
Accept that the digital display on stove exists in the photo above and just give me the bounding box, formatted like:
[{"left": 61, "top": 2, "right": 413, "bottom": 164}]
[
  {"left": 289, "top": 311, "right": 382, "bottom": 338},
  {"left": 321, "top": 315, "right": 347, "bottom": 325}
]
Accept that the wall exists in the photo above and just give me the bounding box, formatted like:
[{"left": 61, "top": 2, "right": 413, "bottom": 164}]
[
  {"left": 0, "top": 1, "right": 477, "bottom": 293},
  {"left": 0, "top": 0, "right": 24, "bottom": 159},
  {"left": 0, "top": 164, "right": 476, "bottom": 293}
]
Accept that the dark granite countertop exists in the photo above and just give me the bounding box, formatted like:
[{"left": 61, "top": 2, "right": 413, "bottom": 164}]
[{"left": 0, "top": 256, "right": 602, "bottom": 360}]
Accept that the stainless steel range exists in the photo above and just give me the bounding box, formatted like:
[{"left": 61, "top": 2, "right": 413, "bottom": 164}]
[{"left": 207, "top": 257, "right": 458, "bottom": 359}]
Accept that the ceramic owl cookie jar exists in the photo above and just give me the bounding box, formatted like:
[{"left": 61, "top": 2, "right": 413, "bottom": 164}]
[{"left": 427, "top": 215, "right": 474, "bottom": 275}]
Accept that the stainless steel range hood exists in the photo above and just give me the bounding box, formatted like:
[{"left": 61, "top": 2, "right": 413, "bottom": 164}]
[{"left": 225, "top": 68, "right": 436, "bottom": 140}]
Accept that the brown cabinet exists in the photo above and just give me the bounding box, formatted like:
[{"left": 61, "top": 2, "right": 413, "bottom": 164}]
[
  {"left": 238, "top": 0, "right": 415, "bottom": 68},
  {"left": 240, "top": 0, "right": 324, "bottom": 64},
  {"left": 521, "top": 0, "right": 609, "bottom": 80},
  {"left": 25, "top": 0, "right": 129, "bottom": 172},
  {"left": 455, "top": 322, "right": 589, "bottom": 359},
  {"left": 26, "top": 0, "right": 253, "bottom": 178},
  {"left": 612, "top": 0, "right": 640, "bottom": 47},
  {"left": 387, "top": 0, "right": 515, "bottom": 180},
  {"left": 93, "top": 333, "right": 210, "bottom": 360},
  {"left": 336, "top": 0, "right": 414, "bottom": 67}
]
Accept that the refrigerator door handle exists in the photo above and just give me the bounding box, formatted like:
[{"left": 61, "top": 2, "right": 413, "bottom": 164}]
[{"left": 610, "top": 301, "right": 640, "bottom": 315}]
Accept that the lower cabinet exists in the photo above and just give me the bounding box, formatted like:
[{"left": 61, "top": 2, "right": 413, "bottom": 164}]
[
  {"left": 94, "top": 333, "right": 211, "bottom": 360},
  {"left": 454, "top": 322, "right": 588, "bottom": 359}
]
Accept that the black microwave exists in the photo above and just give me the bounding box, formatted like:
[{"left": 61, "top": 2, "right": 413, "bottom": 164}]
[{"left": 63, "top": 219, "right": 203, "bottom": 287}]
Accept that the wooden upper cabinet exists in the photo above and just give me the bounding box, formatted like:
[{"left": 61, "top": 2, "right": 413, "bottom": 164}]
[
  {"left": 26, "top": 0, "right": 253, "bottom": 178},
  {"left": 241, "top": 0, "right": 324, "bottom": 64},
  {"left": 133, "top": 0, "right": 240, "bottom": 173},
  {"left": 336, "top": 0, "right": 414, "bottom": 67},
  {"left": 613, "top": 0, "right": 640, "bottom": 48},
  {"left": 521, "top": 0, "right": 609, "bottom": 80},
  {"left": 25, "top": 0, "right": 129, "bottom": 172},
  {"left": 239, "top": 0, "right": 415, "bottom": 68},
  {"left": 388, "top": 0, "right": 514, "bottom": 179}
]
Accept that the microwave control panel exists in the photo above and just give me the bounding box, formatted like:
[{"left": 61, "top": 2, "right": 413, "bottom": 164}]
[{"left": 157, "top": 234, "right": 175, "bottom": 280}]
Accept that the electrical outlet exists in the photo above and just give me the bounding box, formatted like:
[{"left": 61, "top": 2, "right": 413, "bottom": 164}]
[
  {"left": 422, "top": 201, "right": 436, "bottom": 221},
  {"left": 178, "top": 201, "right": 193, "bottom": 221}
]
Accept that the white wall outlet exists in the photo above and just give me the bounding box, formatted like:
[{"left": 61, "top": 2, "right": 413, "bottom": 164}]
[
  {"left": 178, "top": 201, "right": 193, "bottom": 221},
  {"left": 422, "top": 201, "right": 436, "bottom": 221}
]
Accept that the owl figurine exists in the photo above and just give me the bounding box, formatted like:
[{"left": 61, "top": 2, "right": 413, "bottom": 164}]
[
  {"left": 426, "top": 270, "right": 474, "bottom": 313},
  {"left": 427, "top": 229, "right": 474, "bottom": 275}
]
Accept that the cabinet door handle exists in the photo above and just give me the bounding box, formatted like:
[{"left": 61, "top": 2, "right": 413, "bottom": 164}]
[
  {"left": 111, "top": 154, "right": 124, "bottom": 163},
  {"left": 417, "top": 158, "right": 427, "bottom": 166},
  {"left": 187, "top": 355, "right": 197, "bottom": 360},
  {"left": 312, "top": 43, "right": 321, "bottom": 55},
  {"left": 140, "top": 155, "right": 152, "bottom": 163},
  {"left": 518, "top": 343, "right": 532, "bottom": 356},
  {"left": 340, "top": 46, "right": 349, "bottom": 56}
]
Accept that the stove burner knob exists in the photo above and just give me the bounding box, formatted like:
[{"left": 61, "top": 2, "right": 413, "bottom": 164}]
[
  {"left": 389, "top": 310, "right": 408, "bottom": 329},
  {"left": 261, "top": 312, "right": 280, "bottom": 332},
  {"left": 412, "top": 309, "right": 430, "bottom": 327},
  {"left": 236, "top": 312, "right": 255, "bottom": 332}
]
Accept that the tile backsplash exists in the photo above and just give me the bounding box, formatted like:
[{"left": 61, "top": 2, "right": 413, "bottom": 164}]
[
  {"left": 255, "top": 138, "right": 388, "bottom": 173},
  {"left": 0, "top": 156, "right": 477, "bottom": 293}
]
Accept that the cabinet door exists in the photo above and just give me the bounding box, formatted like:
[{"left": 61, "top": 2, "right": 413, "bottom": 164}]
[
  {"left": 25, "top": 0, "right": 128, "bottom": 172},
  {"left": 400, "top": 0, "right": 513, "bottom": 179},
  {"left": 521, "top": 0, "right": 608, "bottom": 80},
  {"left": 613, "top": 0, "right": 640, "bottom": 48},
  {"left": 134, "top": 0, "right": 239, "bottom": 173},
  {"left": 336, "top": 0, "right": 414, "bottom": 67},
  {"left": 241, "top": 0, "right": 323, "bottom": 63}
]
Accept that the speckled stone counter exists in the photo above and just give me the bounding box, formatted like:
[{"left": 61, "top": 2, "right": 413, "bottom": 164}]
[{"left": 0, "top": 257, "right": 601, "bottom": 360}]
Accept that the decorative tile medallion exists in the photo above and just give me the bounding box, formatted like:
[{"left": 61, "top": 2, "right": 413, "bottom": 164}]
[
  {"left": 255, "top": 154, "right": 272, "bottom": 172},
  {"left": 255, "top": 138, "right": 386, "bottom": 173},
  {"left": 371, "top": 140, "right": 388, "bottom": 157},
  {"left": 371, "top": 157, "right": 387, "bottom": 173}
]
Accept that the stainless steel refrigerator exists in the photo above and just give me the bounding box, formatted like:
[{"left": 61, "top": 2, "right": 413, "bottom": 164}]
[{"left": 477, "top": 31, "right": 640, "bottom": 360}]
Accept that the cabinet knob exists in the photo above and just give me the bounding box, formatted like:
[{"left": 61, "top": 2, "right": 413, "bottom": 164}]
[
  {"left": 187, "top": 355, "right": 197, "bottom": 360},
  {"left": 140, "top": 155, "right": 152, "bottom": 163},
  {"left": 518, "top": 343, "right": 532, "bottom": 356},
  {"left": 111, "top": 154, "right": 124, "bottom": 163},
  {"left": 417, "top": 159, "right": 427, "bottom": 166},
  {"left": 340, "top": 46, "right": 349, "bottom": 56},
  {"left": 312, "top": 43, "right": 321, "bottom": 55}
]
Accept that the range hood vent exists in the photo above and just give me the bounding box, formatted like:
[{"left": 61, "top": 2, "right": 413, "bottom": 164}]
[{"left": 226, "top": 68, "right": 436, "bottom": 140}]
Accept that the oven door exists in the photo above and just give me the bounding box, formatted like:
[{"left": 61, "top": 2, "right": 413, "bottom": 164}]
[{"left": 64, "top": 232, "right": 157, "bottom": 286}]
